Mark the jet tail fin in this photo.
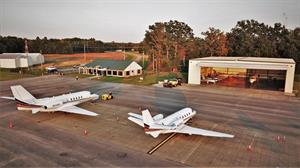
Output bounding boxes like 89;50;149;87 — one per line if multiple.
142;109;154;128
10;85;36;104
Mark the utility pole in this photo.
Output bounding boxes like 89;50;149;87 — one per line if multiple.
84;42;86;62
142;51;145;69
282;12;288;27
40;50;43;75
25;39;29;70
152;46;154;72
156;55;158;74
25;39;29;54
123;45;126;60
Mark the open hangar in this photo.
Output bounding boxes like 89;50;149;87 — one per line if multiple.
188;57;296;95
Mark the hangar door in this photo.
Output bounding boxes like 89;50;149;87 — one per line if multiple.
201;67;286;91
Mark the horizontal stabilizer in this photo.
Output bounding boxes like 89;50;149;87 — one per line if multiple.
128;116;144;127
128;113;142;120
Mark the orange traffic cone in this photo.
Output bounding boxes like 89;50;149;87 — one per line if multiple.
84;130;88;136
276;136;281;142
247;145;253;152
282;136;286;142
8;121;13;128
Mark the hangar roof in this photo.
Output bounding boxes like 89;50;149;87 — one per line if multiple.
85;59;133;70
0;53;43;59
0;54;22;59
191;57;295;64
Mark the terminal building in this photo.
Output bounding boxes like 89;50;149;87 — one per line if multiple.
79;59;143;77
0;53;45;68
188;57;296;95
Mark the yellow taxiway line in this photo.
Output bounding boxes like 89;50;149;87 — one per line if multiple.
147;133;177;155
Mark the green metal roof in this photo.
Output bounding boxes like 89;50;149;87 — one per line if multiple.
85;59;133;70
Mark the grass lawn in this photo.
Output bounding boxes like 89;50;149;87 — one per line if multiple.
0;69;41;81
66;73;94;78
98;71;186;85
66;71;186;86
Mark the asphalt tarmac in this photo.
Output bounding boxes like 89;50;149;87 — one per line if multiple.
0;75;299;167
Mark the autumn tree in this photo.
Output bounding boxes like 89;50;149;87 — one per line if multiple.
143;20;194;72
201;27;228;56
143;22;167;72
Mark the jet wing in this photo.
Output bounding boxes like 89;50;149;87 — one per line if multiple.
58;106;98;116
174;125;234;138
128;113;143;120
0;96;15;100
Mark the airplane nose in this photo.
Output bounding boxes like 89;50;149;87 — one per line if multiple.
192;110;197;116
92;94;99;100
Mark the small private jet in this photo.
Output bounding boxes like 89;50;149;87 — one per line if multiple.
128;107;234;138
0;85;99;116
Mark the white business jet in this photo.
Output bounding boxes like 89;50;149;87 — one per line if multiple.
128;107;234;138
1;85;99;116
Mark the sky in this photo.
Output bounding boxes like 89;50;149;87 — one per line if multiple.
0;0;299;42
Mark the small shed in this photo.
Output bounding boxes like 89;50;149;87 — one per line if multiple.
79;59;143;77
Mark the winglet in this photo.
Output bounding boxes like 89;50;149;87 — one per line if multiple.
147;131;160;138
32;108;40;114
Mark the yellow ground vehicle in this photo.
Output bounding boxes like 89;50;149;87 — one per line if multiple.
101;92;113;100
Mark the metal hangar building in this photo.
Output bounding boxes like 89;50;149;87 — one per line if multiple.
188;57;296;95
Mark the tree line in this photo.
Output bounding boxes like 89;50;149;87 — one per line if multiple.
0;19;299;73
142;19;300;73
0;36;142;54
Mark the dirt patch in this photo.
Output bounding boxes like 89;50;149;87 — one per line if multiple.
44;52;126;68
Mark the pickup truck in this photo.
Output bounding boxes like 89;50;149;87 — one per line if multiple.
163;78;182;88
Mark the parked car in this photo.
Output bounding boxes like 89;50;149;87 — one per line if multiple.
163;78;182;88
169;78;182;87
163;82;173;88
46;66;58;74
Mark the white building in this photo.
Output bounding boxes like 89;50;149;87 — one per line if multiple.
188;57;296;95
79;59;143;77
0;53;45;68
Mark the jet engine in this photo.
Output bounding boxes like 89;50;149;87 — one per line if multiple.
153;114;163;121
43;101;63;109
